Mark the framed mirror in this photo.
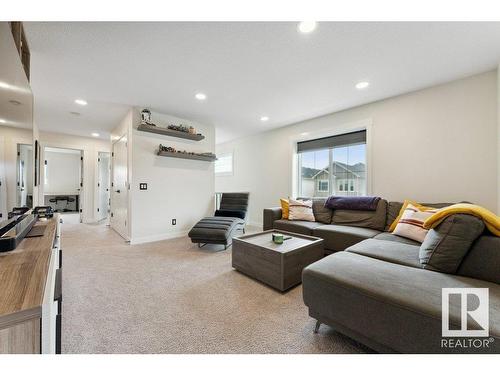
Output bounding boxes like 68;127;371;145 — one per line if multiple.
0;22;34;219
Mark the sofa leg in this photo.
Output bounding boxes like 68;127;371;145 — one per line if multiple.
313;320;321;334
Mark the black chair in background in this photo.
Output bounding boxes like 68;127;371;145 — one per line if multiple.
188;192;250;250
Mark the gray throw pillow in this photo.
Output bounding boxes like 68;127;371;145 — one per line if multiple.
419;214;485;274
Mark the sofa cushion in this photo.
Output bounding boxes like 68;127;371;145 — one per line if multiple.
312;198;333;224
302;251;500;353
373;232;420;246
419;214;485;274
346;239;421;269
331;199;387;231
297;197;332;224
457;235;500;284
273;219;323;236
325;196;381;211
384;201;403;231
313;225;381;252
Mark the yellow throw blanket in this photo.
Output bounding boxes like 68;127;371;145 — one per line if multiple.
423;203;500;236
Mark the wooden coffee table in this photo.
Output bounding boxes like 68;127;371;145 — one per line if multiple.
232;230;324;292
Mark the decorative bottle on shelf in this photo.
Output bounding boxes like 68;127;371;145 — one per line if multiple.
141;109;152;125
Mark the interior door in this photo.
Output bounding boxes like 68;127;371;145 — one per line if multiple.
111;135;128;239
97;152;110;221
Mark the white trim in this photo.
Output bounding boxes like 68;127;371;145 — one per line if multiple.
130;230;189;245
215;151;234;177
317;179;329;192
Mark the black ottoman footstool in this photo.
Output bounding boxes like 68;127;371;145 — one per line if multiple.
188;217;245;249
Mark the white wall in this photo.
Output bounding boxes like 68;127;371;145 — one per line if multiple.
44;149;81;194
498;64;500;214
128;108;215;244
216;70;499;226
39;131;111;223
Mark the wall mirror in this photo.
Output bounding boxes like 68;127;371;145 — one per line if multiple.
0;22;34;220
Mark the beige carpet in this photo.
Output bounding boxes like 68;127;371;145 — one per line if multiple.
61;222;369;354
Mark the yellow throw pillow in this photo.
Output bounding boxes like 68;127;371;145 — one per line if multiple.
280;198;289;220
389;200;435;232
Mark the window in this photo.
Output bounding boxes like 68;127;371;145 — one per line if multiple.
317;180;329;192
297;130;367;197
215;152;233;176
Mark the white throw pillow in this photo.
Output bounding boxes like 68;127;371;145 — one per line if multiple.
288;199;315;222
393;203;439;243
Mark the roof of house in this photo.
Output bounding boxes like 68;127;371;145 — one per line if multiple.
302;162;365;179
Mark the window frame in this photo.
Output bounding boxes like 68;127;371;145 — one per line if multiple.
215;151;234;177
295;127;370;197
317;179;329;192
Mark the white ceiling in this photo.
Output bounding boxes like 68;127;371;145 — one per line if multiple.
24;22;500;144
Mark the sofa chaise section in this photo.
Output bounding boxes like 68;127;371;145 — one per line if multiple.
302;251;500;353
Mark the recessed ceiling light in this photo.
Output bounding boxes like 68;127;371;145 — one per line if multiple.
0;81;10;89
0;119;6;123
195;93;207;101
355;81;370;90
70;111;81;116
91;132;100;137
300;132;309;136
298;21;317;34
260;116;269;122
75;99;88;106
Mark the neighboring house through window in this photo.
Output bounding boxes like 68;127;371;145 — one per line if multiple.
297;130;367;197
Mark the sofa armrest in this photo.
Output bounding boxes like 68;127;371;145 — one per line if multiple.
263;207;282;230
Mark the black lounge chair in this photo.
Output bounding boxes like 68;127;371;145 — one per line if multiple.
188;192;249;249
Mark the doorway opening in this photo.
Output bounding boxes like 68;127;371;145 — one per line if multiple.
43;146;83;223
17;143;33;208
97;151;111;222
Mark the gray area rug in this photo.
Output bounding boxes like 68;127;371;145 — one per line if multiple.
61;223;369;353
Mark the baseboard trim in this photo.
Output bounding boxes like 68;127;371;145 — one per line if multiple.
130;230;189;245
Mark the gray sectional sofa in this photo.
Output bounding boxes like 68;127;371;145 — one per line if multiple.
263;198;500;353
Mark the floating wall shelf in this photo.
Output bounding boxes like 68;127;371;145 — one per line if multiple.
157;150;217;162
137;123;205;141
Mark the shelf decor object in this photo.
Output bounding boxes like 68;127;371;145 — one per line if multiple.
138;123;205;141
157;149;217;162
